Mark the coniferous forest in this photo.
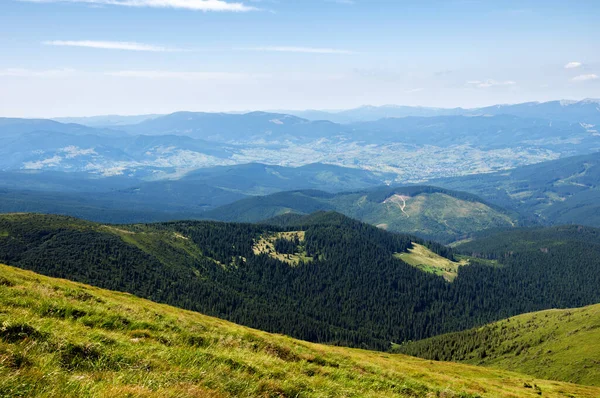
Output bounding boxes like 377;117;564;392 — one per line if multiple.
1;213;600;350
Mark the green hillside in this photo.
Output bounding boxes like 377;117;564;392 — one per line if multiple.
2;264;599;398
395;303;600;387
206;186;519;243
394;243;469;282
433;151;600;227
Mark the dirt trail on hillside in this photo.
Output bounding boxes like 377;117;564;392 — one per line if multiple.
384;194;410;218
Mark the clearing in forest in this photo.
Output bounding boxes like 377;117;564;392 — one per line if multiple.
395;243;469;282
253;231;313;266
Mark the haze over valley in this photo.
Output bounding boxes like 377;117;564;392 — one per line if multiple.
4;99;600;183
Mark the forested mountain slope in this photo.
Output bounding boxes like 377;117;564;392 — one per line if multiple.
3;265;597;398
395;303;600;387
2;213;600;352
205;186;520;243
433;151;600;227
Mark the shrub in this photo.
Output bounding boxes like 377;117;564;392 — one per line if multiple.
59;343;103;371
0;276;15;287
0;350;31;369
38;303;88;320
0;322;48;343
58;342;129;371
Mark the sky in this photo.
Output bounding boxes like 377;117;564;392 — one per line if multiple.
0;0;599;117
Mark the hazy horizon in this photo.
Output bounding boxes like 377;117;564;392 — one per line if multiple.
1;0;599;118
3;97;599;120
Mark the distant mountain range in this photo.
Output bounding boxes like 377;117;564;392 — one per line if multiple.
281;99;600;124
279;99;600;124
56;99;600;126
4;100;600;180
1;99;600;237
53;114;160;127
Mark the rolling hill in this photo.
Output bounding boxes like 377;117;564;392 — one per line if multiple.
0;164;391;224
433;151;600;227
119;111;343;142
2;264;597;398
2;213;600;351
179;163;393;195
205;186;520;243
395;303;600;387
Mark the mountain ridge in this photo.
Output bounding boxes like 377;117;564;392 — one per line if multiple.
205;185;521;243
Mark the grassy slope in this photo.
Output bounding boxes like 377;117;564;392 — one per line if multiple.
396;304;600;387
394;243;469;282
1;264;599;398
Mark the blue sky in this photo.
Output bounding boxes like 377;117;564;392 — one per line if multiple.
1;0;599;117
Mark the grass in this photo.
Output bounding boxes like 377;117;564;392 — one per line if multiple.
1;264;598;397
455;255;501;267
395;243;469;282
398;304;600;387
253;231;313;266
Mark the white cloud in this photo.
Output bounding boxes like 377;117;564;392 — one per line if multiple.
0;68;76;77
105;70;254;79
571;74;598;82
244;46;355;55
466;79;516;88
405;88;424;93
564;61;582;69
43;40;183;52
19;0;257;12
